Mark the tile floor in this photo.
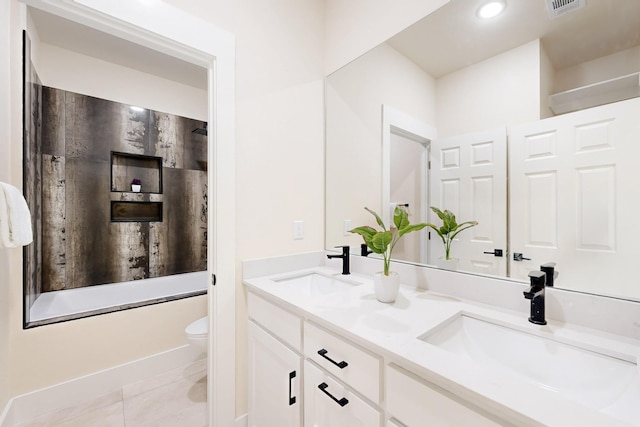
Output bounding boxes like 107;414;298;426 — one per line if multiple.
16;359;207;427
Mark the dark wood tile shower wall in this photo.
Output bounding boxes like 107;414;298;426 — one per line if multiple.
38;87;207;292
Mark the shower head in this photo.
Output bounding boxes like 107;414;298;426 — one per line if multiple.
192;122;208;136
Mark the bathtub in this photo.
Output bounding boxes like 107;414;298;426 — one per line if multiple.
28;271;207;325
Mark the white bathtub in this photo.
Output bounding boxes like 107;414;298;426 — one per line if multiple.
29;271;207;323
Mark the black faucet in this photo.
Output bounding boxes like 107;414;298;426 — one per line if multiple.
360;243;372;257
540;262;557;287
523;270;547;325
327;246;350;275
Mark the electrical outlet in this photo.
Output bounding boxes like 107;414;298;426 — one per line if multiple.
344;219;352;236
293;220;304;240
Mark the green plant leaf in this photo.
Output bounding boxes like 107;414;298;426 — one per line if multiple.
398;222;429;237
370;230;392;253
393;206;409;230
364;207;387;231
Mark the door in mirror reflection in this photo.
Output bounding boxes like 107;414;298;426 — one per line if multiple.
430;128;508;276
509;97;640;299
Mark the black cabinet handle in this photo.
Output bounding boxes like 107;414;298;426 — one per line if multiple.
513;253;531;261
318;382;349;407
318;349;348;369
288;371;296;405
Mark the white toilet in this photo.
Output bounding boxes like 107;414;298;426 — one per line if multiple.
185;316;208;354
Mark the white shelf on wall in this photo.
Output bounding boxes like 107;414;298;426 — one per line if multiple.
549;72;640;115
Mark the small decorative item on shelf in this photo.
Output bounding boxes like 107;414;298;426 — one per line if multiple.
131;178;142;193
425;207;478;271
350;206;429;303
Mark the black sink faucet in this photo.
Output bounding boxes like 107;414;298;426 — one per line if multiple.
523;270;547;325
327;245;350;275
360;243;372;257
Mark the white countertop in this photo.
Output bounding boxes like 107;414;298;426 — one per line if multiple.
244;264;640;427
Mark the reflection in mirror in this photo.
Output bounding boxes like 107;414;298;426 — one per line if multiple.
325;0;640;301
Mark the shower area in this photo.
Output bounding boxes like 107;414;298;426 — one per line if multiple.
22;29;209;327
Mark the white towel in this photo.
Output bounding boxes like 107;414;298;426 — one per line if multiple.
0;182;33;248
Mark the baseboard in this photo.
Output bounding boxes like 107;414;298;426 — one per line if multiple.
236;413;248;426
3;345;202;426
0;398;15;427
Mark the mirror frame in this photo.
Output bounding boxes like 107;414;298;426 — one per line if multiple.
18;1;236;425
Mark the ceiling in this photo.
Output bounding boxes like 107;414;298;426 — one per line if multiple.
387;0;640;78
29;7;208;90
30;1;640;86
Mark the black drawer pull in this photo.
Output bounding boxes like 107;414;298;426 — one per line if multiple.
318;382;349;407
317;349;348;369
288;371;296;405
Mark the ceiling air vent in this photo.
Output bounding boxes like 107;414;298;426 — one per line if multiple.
546;0;585;18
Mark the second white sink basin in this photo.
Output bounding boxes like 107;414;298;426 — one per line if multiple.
272;271;361;296
419;313;640;423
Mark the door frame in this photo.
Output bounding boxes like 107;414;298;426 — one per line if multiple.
382;105;437;263
18;1;236;425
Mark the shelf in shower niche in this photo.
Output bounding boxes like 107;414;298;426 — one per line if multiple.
111;151;163;194
111;201;163;223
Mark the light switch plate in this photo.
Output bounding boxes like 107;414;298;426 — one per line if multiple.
293;220;304;239
344;219;352;236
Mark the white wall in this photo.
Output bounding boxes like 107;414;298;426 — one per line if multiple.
553;45;640;93
325;43;436;250
36;44;208;121
324;0;449;75
162;0;326;417
4;0;208;400
0;0;13;415
436;40;544;138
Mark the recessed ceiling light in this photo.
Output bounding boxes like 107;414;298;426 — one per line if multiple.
477;0;506;19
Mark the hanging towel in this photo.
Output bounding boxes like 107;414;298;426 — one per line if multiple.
0;182;33;248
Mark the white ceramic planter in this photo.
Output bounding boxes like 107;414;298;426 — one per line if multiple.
373;271;400;303
131;184;141;192
437;257;459;271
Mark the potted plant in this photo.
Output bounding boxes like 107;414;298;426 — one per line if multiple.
131;178;142;192
425;207;478;271
350;206;429;303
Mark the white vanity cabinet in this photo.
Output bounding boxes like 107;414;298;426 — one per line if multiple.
247;290;505;427
248;293;303;427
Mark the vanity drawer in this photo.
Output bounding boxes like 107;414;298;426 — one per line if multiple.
386;364;503;427
248;292;302;351
304;321;381;404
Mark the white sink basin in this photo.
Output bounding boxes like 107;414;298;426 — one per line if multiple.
272;271;361;296
419;313;640;423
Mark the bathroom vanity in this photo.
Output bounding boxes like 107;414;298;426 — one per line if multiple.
243;252;640;427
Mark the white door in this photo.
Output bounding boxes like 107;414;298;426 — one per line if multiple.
304;361;381;427
509;98;640;298
430;128;508;276
248;322;302;427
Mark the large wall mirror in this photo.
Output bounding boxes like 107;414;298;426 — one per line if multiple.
326;0;640;302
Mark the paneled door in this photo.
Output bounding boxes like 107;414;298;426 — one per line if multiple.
430;128;508;276
509;98;640;298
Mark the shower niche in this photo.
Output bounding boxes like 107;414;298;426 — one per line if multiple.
111;151;163;194
110;152;163;222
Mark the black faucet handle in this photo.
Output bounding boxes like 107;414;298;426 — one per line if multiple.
540;262;556;287
528;270;546;288
335;245;350;255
